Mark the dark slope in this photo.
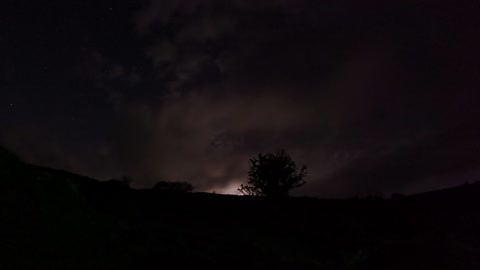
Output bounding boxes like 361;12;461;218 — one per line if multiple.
1;147;480;269
385;182;480;270
411;181;480;202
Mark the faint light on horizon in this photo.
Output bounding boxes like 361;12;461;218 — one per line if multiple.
209;180;243;195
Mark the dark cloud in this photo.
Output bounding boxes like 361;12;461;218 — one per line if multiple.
316;121;480;197
118;0;480;195
111;91;314;190
1;0;479;196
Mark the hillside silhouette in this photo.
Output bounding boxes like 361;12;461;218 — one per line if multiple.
1;146;480;269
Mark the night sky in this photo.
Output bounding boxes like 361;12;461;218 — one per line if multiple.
1;0;479;197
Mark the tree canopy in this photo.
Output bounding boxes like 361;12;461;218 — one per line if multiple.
239;150;307;197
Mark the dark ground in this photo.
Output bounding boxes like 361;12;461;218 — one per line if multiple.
1;146;480;269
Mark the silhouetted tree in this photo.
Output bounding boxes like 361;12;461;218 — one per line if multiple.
153;181;194;193
239;150;307;197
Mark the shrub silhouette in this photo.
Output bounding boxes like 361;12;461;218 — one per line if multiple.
239;150;307;197
153;181;194;193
